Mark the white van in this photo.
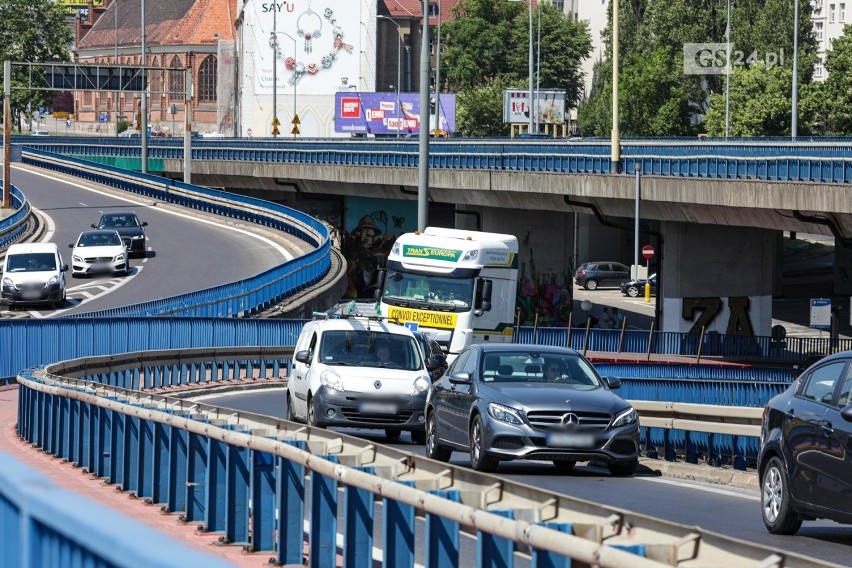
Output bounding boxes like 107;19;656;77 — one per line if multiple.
286;315;431;443
0;243;69;308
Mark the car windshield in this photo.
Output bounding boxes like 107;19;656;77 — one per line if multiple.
78;233;121;247
318;330;422;371
6;253;56;273
382;269;473;310
480;351;602;388
100;214;138;228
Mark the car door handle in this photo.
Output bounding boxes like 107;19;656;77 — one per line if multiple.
819;420;833;432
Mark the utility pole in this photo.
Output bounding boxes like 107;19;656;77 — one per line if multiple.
417;0;431;230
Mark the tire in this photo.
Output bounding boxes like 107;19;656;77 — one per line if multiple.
469;415;498;472
410;429;426;445
626;286;640;298
553;460;576;473
761;456;803;535
285;392;296;422
307;396;322;428
425;412;452;462
585;279;598;291
385;428;401;440
607;460;638;477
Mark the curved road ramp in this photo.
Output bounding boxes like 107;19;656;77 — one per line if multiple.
6;347;840;568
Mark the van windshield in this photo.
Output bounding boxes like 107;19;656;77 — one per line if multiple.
7;253;57;272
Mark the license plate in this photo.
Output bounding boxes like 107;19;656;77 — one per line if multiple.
359;402;397;414
22;291;42;300
546;432;595;448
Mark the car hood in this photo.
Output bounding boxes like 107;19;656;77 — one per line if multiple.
482;383;628;414
3;270;58;285
322;364;427;394
73;245;125;257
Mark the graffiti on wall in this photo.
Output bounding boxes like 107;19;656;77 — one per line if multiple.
681;296;756;336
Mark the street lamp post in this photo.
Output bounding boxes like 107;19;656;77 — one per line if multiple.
141;0;147;173
417;0;431;230
527;0;534;133
270;30;297;137
611;0;620;173
378;15;404;138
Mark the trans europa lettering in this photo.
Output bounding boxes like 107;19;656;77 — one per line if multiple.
405;247;459;259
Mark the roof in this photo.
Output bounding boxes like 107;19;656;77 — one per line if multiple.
6;243;60;254
78;0;236;51
379;0;459;22
307;316;416;337
474;344;580;355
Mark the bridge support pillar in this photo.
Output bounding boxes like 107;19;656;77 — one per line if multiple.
660;222;775;338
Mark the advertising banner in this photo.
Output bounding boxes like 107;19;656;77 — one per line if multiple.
334;92;456;135
250;0;362;96
503;89;565;125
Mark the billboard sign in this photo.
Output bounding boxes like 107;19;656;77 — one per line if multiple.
334;92;456;135
503;89;566;125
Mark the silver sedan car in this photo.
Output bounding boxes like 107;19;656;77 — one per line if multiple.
424;344;640;475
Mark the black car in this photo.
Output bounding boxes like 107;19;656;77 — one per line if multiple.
758;351;852;534
424;344;640;475
412;330;448;381
91;211;148;257
620;274;657;298
574;262;630;291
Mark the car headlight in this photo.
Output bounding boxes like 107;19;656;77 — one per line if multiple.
2;277;12;287
115;253;125;262
487;402;523;425
319;369;344;392
612;407;638;427
411;376;430;395
131;234;144;240
47;275;60;286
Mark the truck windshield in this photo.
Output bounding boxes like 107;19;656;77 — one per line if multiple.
383;269;473;310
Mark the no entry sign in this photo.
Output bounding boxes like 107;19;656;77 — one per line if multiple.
642;245;654;259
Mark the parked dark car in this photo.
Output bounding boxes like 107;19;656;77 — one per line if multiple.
91;211;148;257
620;273;657;298
424;344;640;475
574;262;630;291
758;351;852;534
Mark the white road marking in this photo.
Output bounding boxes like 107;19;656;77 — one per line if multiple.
638;475;760;501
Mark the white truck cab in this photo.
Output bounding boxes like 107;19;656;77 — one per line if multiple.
287;315;431;443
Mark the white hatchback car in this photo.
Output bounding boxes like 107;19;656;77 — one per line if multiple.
287;316;431;443
69;230;130;277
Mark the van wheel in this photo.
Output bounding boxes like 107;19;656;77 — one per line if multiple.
307;396;321;427
285;392;296;422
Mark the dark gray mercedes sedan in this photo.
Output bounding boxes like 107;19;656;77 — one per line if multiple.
424;344;639;475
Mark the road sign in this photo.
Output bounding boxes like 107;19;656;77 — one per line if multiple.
292;115;301;125
642;245;655;259
291;125;300;135
272;117;280;127
810;298;832;330
271;125;280;136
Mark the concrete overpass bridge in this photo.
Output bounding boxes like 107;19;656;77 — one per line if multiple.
15;136;852;337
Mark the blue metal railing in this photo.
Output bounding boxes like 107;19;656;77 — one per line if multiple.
0;448;231;567
16;136;852;184
0;185;31;249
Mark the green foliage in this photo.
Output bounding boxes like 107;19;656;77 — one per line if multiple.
441;0;591;134
118;120;132;134
809;25;852;134
579;0;818;137
456;77;515;137
0;0;72;114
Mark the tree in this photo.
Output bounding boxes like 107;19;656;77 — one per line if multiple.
456;76;514;137
440;0;591;134
0;0;72;129
704;63;794;136
809;25;852;134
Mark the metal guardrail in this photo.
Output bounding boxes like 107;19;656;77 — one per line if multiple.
17;149;331;317
16;136;852;183
0;184;31;249
0;452;232;567
12;347;837;568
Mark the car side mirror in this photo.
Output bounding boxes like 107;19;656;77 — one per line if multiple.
604;376;621;390
842;405;852;423
90;224;97;229
448;371;471;385
294;349;311;364
141;222;148;227
425;354;445;371
68;243;73;248
61;264;69;272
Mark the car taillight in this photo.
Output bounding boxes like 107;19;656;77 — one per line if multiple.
577;270;586;275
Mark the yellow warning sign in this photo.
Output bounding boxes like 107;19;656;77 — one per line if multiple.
291;125;300;135
272;117;280;126
272;126;280;136
292;115;301;125
386;307;458;330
